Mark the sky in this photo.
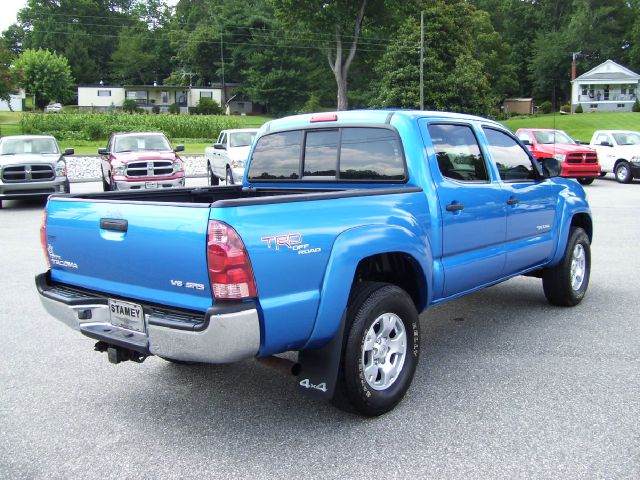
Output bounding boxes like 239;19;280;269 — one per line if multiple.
1;0;27;34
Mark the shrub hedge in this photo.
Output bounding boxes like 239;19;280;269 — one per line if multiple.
20;113;241;141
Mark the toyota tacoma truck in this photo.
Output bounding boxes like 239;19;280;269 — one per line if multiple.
36;110;593;416
98;132;185;191
589;130;640;183
0;134;73;209
515;128;600;185
204;128;258;185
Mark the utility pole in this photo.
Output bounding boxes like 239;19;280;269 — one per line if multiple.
570;51;581;113
220;31;226;107
420;11;424;111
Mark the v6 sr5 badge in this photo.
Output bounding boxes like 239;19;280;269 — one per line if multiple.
261;233;321;255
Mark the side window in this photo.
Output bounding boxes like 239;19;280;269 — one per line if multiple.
427;124;489;182
303;129;338;177
483;127;537;182
339;128;405;180
219;133;227;146
248;131;302;180
595;134;611;146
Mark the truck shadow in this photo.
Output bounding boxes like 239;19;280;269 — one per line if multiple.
112;275;588;442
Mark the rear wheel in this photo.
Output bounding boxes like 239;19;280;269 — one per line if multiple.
578;177;595;185
226;167;234;185
542;227;590;306
208;162;219;186
333;282;420;416
615;161;632;184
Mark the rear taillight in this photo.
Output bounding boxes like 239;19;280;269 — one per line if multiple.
207;220;257;300
40;211;50;269
310;113;338;123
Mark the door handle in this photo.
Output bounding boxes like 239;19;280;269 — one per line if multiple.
507;198;519;205
446;203;465;212
100;218;128;232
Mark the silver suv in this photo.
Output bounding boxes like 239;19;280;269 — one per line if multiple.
0;135;73;208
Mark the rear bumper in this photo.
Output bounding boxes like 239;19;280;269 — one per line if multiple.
36;272;260;363
0;177;68;199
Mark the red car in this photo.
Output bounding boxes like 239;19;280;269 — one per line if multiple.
99;132;185;191
515;128;601;185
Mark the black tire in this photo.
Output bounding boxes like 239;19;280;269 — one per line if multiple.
208;163;219;186
225;166;235;185
542;227;590;306
334;282;420;416
578;177;594;185
615;161;632;184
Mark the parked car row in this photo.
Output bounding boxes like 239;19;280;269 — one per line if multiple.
515;128;640;185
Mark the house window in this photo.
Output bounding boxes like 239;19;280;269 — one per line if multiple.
126;90;148;106
200;91;213;99
161;91;169;104
97;90;111;97
618;104;625;108
621;87;627;95
581;87;588;96
590;104;598;109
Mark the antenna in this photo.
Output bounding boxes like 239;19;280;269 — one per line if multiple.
180;70;195;86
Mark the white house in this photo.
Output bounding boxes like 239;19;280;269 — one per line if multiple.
77;83;253;114
571;60;640;112
0;90;26;112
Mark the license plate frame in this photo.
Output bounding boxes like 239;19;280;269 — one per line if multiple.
108;298;145;333
145;181;158;189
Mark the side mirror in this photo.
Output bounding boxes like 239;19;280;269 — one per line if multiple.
214;143;226;150
540;158;562;178
175;144;185;152
63;148;74;156
600;141;612;147
521;139;532;146
98;148;108;155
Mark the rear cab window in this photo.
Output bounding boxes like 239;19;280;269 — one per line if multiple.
247;127;406;182
427;123;490;182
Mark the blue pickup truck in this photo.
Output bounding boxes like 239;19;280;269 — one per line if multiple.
36;110;592;416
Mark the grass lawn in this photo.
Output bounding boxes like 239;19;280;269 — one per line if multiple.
502;111;640;142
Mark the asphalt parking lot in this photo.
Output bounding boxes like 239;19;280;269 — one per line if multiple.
1;177;639;479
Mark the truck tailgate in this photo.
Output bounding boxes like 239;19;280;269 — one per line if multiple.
44;198;213;311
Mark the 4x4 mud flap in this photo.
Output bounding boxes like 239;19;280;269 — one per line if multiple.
296;313;346;400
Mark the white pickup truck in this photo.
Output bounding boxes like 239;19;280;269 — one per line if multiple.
589;130;640;183
204;128;258;185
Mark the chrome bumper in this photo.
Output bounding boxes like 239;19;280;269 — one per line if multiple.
36;273;260;363
114;177;185;190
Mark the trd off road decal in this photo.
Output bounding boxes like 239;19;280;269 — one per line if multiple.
261;233;321;255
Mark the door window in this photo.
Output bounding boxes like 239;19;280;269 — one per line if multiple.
427;124;489;182
483;128;538;182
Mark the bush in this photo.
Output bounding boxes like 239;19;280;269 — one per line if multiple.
560;104;570;113
191;98;223;115
298;94;322;114
168;103;180;115
540;101;553;114
123;99;139;114
151;105;160;114
19;112;242;141
575;104;583;113
633;99;640;112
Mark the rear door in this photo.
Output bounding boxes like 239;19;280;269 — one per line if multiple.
45;198;213;312
481;126;561;274
422;121;507;297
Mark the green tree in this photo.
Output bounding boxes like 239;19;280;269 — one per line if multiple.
271;0;387;110
0;43;19;105
12;0;137;83
14;49;75;109
371;0;513;115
